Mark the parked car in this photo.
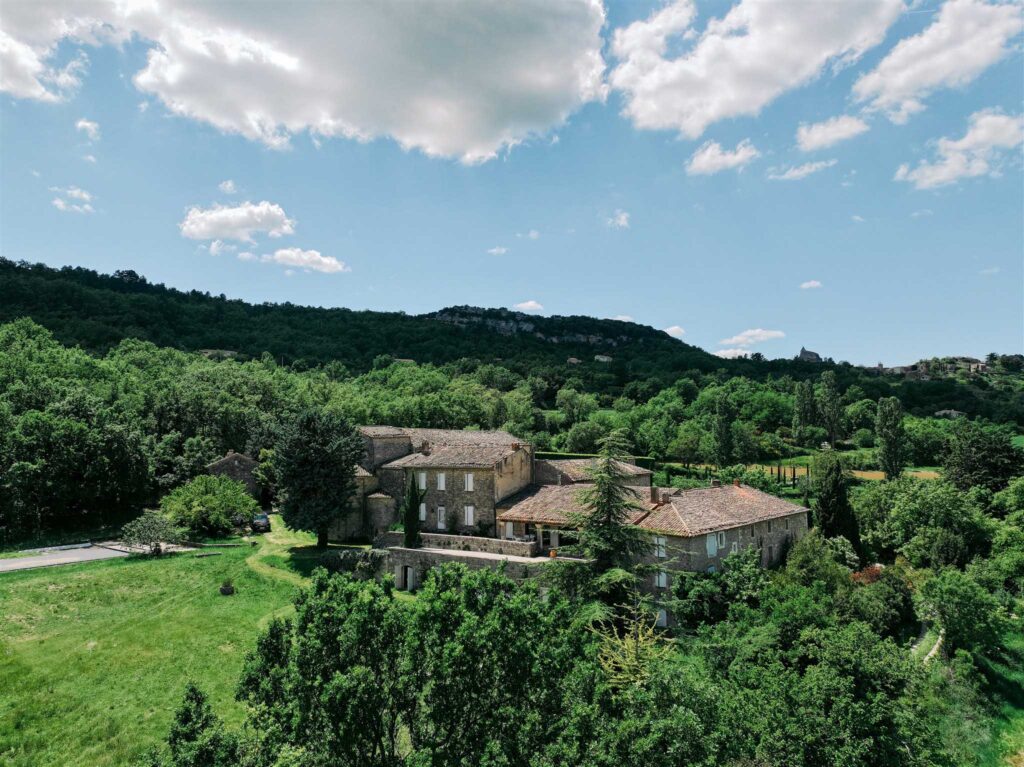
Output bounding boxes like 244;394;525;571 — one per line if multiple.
251;513;271;533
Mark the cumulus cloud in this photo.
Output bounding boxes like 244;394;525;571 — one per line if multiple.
800;280;823;289
517;229;541;240
75;117;99;141
714;348;749;359
796;115;868;151
686;139;759;175
207;239;236;257
82;153;96;163
514;299;544;312
179;200;295;242
487;246;508;255
911;209;934;218
262;247;349;274
854;0;1024;123
664;325;686;338
767;159;837;181
606;209;630;228
613;314;635;322
610;0;901;138
852;214;866;223
895;109;1023;189
719;328;785;346
218;179;237;194
49;185;93;213
979;266;1000;276
0;1;607;163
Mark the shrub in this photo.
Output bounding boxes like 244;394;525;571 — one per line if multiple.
160;475;258;537
851;428;875;449
121;511;184;555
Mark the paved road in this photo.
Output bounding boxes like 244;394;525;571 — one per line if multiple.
0;544;130;573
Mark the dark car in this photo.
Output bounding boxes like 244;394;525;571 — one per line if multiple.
251;513;271;533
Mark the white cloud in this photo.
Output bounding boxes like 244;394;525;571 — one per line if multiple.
610;0;901;138
719;328;785;346
854;0;1024;123
262;247;349;274
686;139;759;175
82;153;96;163
514;299;544;312
606;209;630;228
613;314;635;322
180;200;295;242
0;1;607;163
218;179;237;194
487;246;508;255
796;115;868;151
852;214;866;223
767;159;837;181
49;185;94;213
911;208;934;218
207;239;236;256
664;325;686;338
714;348;749;359
979;266;1000;275
237;251;256;262
75;117;99;141
800;280;823;289
895;109;1023;189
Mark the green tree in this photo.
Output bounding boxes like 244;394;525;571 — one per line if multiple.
160;475;257;537
792;379;817;446
710;395;734;467
917;568;1006;655
812;451;861;555
943;420;1023;492
402;475;423;549
816;371;842;446
121;511;184;555
276;409;364;548
164;683;237;767
575;430;650;575
875;396;907;480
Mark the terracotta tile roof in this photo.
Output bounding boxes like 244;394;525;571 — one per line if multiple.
366;491;392;499
537;458;652;483
355;465;373;478
359;426;523;449
497;482;807;536
382;444;520;469
636;484;808;536
497;484;651;526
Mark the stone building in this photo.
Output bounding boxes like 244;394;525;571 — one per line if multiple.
205;451;260;498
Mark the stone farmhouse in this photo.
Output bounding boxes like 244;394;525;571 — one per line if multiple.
342;427;809;624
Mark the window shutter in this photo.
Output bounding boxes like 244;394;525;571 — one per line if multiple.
437;506;446;529
437;472;446;491
465;505;475;526
417;471;426;490
418;503;426;522
464;472;474;492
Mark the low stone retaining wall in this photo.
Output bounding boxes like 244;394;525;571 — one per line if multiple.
387;547;546;589
374;531;537;557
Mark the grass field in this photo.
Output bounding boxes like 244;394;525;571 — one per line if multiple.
979;632;1024;767
0;518;331;767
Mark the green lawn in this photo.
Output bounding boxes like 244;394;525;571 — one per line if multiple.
979;632;1024;767
0;518;322;767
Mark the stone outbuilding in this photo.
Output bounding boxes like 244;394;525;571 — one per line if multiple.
205;452;260;499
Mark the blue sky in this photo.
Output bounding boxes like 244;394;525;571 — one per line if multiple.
1;0;1021;365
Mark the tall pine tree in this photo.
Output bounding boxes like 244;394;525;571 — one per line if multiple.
875;397;906;480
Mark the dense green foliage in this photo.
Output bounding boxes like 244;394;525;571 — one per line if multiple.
274;410;364;547
161;475;258;537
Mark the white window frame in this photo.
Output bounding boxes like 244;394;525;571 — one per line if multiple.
417;471;426;491
653;535;667;558
437;506;447;530
437;472;446;491
655;571;668;589
418;502;427;522
717;531;726;549
730;541;738;554
464;505;475;526
464;472;474;492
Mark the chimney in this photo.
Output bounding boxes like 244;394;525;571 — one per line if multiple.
710;479;721;488
733;478;741;487
421;441;431;456
660;490;673;504
650;485;659;504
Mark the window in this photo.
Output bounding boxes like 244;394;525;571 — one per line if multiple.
749;525;754;538
706;565;716;574
417;471;426;491
655;609;668;628
418;502;427;522
437;506;447;530
504;521;514;539
655;571;668;589
464;505;475;526
437;472;446;491
653;535;667;558
767;520;773;533
464;472;474;492
767;544;774;563
730;541;738;554
717;531;726;548
784;518;789;530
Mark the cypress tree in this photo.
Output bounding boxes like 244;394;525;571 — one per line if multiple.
875;397;906;480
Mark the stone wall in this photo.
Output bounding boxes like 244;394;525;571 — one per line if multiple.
375;531;537;557
387;547;545;589
387;467;502;536
363;434;412;470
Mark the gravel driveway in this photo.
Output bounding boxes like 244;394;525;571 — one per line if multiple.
0;543;130;573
